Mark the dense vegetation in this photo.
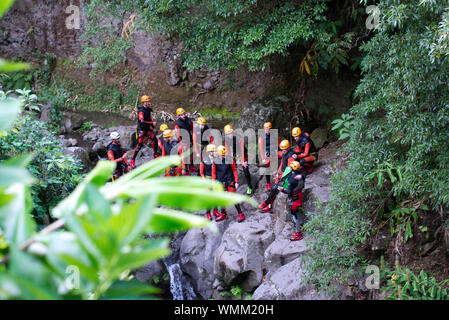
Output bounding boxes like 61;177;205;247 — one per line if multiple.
80;0;367;73
2;0;449;300
305;0;449;294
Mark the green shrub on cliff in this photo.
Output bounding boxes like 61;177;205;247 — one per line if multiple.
81;0;366;73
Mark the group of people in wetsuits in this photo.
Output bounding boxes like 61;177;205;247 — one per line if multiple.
107;95;319;241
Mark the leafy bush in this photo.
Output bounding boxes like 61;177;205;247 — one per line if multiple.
304;0;449;294
330;113;355;140
0;115;83;227
381;262;449;300
81;0;366;72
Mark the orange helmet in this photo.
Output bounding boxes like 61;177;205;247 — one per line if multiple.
217;145;227;156
224;124;234;135
163;129;173;138
290;161;301;171
141;95;151;103
264;122;272;130
292;127;301;137
280;140;290;150
206;144;216;153
159;124;169;132
176;108;186;116
197;117;207;125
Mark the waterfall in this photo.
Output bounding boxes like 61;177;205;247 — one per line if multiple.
162;233;197;300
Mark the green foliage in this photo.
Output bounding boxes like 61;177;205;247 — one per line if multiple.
0;148;251;299
330;113;355;140
79;121;94;133
305;0;449;294
82;0;366;72
0;69;33;90
0;115;83;227
230;285;243;299
78;0;134;78
381;263;449;300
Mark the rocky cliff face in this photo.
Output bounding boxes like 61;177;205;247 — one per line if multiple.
0;0;358;125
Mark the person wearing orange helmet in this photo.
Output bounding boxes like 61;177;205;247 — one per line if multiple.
211;145;246;223
158;129;184;176
200;144;220;221
278;161;306;241
154;123;169;159
292;127;318;174
193;117;214;161
174;107;196;173
223;124;254;195
131;95;158;167
258;139;297;213
258;121;281;191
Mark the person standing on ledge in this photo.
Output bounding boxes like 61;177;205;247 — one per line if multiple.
131;95;157;167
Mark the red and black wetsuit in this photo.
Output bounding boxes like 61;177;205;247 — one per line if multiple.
200;156;217;219
258;133;281;185
193;124;214;159
294;133;318;172
108;142;129;179
212;156;244;215
175;117;195;170
224;134;253;190
175;117;193;144
200;157;213;178
260;149;297;210
280;170;305;234
159;138;185;176
132;106;157;161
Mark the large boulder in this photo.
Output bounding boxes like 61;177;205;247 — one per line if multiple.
108;126;136;151
63;112;87;133
213;213;274;292
310;127;329;149
232;96;291;132
63;147;90;168
252;258;329;300
180;227;223;299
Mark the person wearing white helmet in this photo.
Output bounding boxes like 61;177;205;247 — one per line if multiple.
107;131;131;179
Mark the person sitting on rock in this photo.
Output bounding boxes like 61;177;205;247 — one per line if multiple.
108;131;131;180
224;124;254;195
258;139;297;213
158;129;184;177
200;144;220;221
278;161;306;241
193;117;214;161
154;123;169;159
211;145;246;223
258;121;281;191
292;127;318;174
174;107;197;173
131;95;158;167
